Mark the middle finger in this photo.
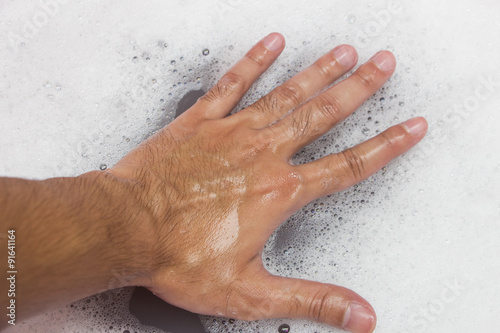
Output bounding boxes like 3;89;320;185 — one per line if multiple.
234;45;358;129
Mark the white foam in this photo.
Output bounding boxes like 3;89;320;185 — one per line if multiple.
1;0;499;332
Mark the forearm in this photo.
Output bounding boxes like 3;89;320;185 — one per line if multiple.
0;172;151;328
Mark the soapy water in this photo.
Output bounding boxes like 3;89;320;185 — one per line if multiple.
1;0;500;332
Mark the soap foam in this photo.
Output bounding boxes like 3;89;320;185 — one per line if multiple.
1;0;499;332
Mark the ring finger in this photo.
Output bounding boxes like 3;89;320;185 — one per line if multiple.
271;51;397;160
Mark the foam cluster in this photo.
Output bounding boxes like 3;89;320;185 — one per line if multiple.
1;0;499;332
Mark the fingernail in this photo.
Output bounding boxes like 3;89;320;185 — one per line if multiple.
343;303;376;333
402;117;428;136
333;45;357;68
370;51;396;72
262;33;284;53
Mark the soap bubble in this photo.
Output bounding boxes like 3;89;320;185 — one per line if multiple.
278;323;291;332
3;1;499;333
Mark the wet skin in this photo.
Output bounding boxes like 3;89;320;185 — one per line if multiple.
0;33;427;333
106;33;427;333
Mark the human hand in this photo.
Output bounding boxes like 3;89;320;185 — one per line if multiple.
104;33;427;333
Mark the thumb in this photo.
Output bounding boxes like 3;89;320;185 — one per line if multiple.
254;274;377;333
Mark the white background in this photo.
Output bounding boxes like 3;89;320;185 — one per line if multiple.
1;0;499;332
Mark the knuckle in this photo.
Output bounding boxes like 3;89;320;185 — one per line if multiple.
380;129;399;150
221;71;247;94
319;161;344;193
240;129;273;158
379;125;407;151
222;284;275;321
273;83;304;107
272;169;304;200
354;64;378;88
245;49;267;67
340;148;366;181
254;167;304;201
283;169;304;191
315;94;344;123
254;129;274;147
252;93;280;116
308;289;331;322
314;59;335;79
290;107;315;141
198;88;217;103
201;72;246;102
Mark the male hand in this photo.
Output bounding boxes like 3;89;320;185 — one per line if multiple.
106;33;427;333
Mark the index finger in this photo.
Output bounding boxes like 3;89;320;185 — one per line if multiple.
191;33;285;120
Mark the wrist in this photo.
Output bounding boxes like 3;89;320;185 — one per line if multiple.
76;171;155;289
